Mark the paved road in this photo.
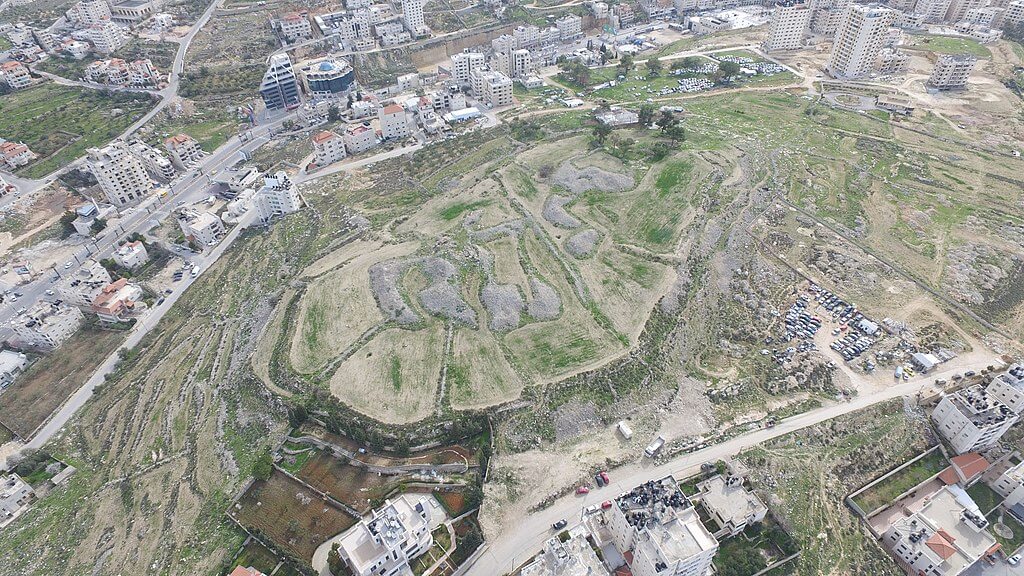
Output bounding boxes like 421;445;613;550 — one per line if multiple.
463;357;1000;576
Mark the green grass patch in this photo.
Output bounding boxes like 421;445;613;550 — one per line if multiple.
966;482;1003;514
990;511;1024;554
389;354;402;391
0;83;154;178
439;199;491;221
906;34;991;59
851;449;947;513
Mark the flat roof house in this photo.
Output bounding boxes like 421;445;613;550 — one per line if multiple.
694;474;769;538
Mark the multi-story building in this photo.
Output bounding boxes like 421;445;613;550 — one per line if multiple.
277;11;313;42
343;123;377;154
336;494;434;576
613;2;636;26
826;4;897;79
0;474;34;528
110;0;156;25
450;52;486;85
91;278;143;322
1004;0;1024;29
928;53;977;89
932;385;1018;454
66;0;112;26
520;530;607;576
254;171;302;222
993;458;1024;510
128;141;174;181
694;474;769;538
87;141;151;206
470;69;513;108
608;477;719;576
555;14;583;39
9;301;85;350
178;209;225;245
312;130;347;166
0;349;28;389
764;0;813;51
882;485;995;576
914;0;953;22
300;58;356;98
164;134;203;169
62;40;91;59
113;240;149;269
985;365;1024;413
877;47;910;74
87;21;129;53
947;0;988;22
514;24;541;47
0;141;36;169
58;259;112;307
378;104;411;140
260;53;301;111
401;0;427;35
0;61;31;90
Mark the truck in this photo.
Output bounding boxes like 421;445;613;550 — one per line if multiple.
617;421;633;440
644;435;665;458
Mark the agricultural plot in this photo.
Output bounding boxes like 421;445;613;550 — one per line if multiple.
295;451;399;514
232;470;357;562
0;84;153;178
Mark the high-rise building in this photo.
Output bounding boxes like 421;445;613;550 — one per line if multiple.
66;0;111;26
86;21;129;53
300;58;355;98
913;0;953;21
87;141;151;206
931;384;1018;454
764;0;813;51
450;52;486;85
129;141;175;181
1002;0;1024;28
555;13;583;39
928;53;976;89
826;4;897;79
402;0;426;34
470;69;513;108
260;53;301;110
946;0;988;22
254;171;302;222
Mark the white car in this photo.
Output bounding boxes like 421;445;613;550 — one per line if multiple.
1009;554;1021;565
64;261;73;269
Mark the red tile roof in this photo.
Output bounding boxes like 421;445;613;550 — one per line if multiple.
925;530;957;560
312;130;338;144
381;104;404;114
939;453;990;485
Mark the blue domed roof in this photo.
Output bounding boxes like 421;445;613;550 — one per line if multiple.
319;62;335;71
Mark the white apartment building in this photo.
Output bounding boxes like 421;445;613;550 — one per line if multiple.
0;350;28;388
0;61;31;90
877;47;911;74
67;0;112;26
87;21;129;53
164;134;204;169
608;477;719;576
521;530;607;576
58;259;113;307
928;53;977;89
555;14;583;39
492;33;517;53
882;485;995;576
993;460;1024;510
470;69;513;108
312;130;347;166
10;302;85;350
914;0;954;22
450;52;486;85
277;12;313;42
129;141;175;181
378;104;411;140
344;123;377;154
0;475;34;528
337;494;434;576
254;171;302;223
947;0;988;22
87;141;152;206
826;4;897;79
694;474;769;538
113;240;149;269
1005;1;1024;29
764;0;812;51
401;0;426;34
178;209;225;246
986;365;1024;413
932;385;1019;454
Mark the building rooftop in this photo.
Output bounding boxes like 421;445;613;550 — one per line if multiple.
615;476;692;526
634;505;718;566
938;453;989;486
381;104;404;114
695;475;768;529
312;130;339;144
946;385;1015;428
521;530;606;576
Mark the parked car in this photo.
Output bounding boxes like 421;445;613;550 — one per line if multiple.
552;519;567;530
599;471;610;485
576;486;590;495
1008;554;1021;566
601;500;613;509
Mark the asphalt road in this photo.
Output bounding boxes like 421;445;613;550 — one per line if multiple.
463;357;1000;576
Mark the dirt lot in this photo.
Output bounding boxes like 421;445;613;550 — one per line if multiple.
232;470;357;562
295;451;398;514
0;326;125;438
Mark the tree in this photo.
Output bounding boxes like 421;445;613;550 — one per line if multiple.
282;119;295;131
593;122;612;145
674;56;704;70
288;404;308;429
656;110;677;133
715;61;742;83
638;103;656;126
252;449;273;480
90;217;106;234
617;53;634;76
666;124;686;142
645;57;662;77
328;105;341;122
59;211;78;238
327;542;345;575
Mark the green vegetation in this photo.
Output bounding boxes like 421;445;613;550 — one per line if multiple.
967;481;1003;514
906;34;992;59
852;450;947;513
0;83;153;178
440;200;491;221
715;522;799;576
990;511;1024;553
389;355;402;391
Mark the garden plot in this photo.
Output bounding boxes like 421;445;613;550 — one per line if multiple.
449;326;524;409
295;451;399;514
328;324;445;424
290;242;419;373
